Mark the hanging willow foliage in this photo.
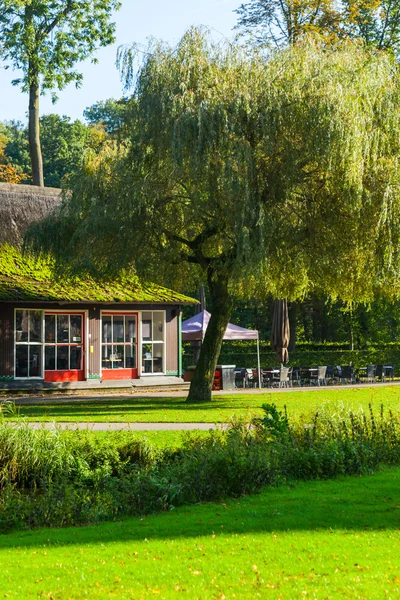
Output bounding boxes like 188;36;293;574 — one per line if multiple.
29;28;400;400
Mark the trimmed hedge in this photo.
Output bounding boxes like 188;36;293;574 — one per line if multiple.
183;342;400;374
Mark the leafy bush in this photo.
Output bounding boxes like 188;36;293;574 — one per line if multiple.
1;402;400;532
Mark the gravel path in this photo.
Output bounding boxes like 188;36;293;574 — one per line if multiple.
17;422;221;431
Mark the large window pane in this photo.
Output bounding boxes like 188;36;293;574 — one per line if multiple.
16;310;28;343
142;343;152;373
153;313;164;342
142;312;152;341
57;346;69;370
45;346;56;371
102;345;113;370
125;316;136;343
29;345;42;377
113;316;124;343
152;343;164;373
125;345;136;368
102;316;112;344
45;315;56;343
57;315;69;343
70;315;82;343
15;345;28;377
29;311;42;343
70;346;82;370
111;345;124;369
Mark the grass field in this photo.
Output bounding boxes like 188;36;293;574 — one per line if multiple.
0;467;399;598
6;385;400;422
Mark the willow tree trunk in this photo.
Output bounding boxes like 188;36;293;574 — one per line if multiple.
186;272;233;403
28;78;44;187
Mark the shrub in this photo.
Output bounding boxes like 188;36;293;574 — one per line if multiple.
1;402;400;532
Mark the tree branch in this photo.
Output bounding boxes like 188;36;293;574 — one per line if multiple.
39;0;76;38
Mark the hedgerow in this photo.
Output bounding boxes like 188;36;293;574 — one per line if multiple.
1;402;400;532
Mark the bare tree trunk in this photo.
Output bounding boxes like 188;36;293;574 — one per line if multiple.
28;78;44;187
186;271;233;403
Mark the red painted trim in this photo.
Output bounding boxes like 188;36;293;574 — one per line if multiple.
44;370;85;382
102;312;138;316
102;368;138;380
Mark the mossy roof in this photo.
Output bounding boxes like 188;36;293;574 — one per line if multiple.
0;244;196;305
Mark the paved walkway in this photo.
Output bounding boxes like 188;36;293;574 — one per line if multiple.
13;422;220;431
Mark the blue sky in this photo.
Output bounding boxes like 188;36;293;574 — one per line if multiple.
0;0;239;123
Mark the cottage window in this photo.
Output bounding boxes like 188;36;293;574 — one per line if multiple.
101;314;137;370
141;311;165;374
44;313;83;371
15;309;43;378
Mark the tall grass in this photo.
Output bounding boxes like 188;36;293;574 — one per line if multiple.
1;402;400;532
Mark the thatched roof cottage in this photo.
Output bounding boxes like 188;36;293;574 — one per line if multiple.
0;184;195;390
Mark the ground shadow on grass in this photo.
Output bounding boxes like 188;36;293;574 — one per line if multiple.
7;387;400;422
1;467;400;550
7;397;258;421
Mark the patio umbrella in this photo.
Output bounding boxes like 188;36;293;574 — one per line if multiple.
271;299;290;364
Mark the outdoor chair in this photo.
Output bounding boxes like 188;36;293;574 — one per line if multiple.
384;364;395;380
261;369;273;388
340;365;355;384
271;366;290;388
359;364;376;384
309;366;327;386
235;368;246;388
246;368;256;387
252;369;261;388
375;365;385;382
290;366;301;387
325;365;338;385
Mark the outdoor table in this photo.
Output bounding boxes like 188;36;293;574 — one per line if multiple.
261;368;279;387
298;367;317;385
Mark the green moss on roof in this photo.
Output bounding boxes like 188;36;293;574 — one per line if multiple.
0;244;196;304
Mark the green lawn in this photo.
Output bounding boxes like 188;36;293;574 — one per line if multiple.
0;467;399;598
5;385;400;422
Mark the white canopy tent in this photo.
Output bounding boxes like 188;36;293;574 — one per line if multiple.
181;310;261;387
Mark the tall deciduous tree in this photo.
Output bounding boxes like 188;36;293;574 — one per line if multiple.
29;30;400;401
235;0;400;55
341;0;400;54
83;98;130;137
0;0;120;186
234;0;341;46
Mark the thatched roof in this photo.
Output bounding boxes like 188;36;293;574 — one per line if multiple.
0;183;61;248
0;244;195;304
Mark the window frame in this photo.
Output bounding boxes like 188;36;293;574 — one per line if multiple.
100;311;139;373
14;309;44;380
140;310;166;376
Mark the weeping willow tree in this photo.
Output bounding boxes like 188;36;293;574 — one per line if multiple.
29;29;400;402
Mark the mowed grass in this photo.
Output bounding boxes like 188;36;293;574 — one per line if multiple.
5;385;400;422
0;467;399;599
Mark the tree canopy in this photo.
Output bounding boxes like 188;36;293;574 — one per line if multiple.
0;0;120;185
0;115;106;187
235;0;400;54
83;98;130;137
235;0;340;46
29;29;400;401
